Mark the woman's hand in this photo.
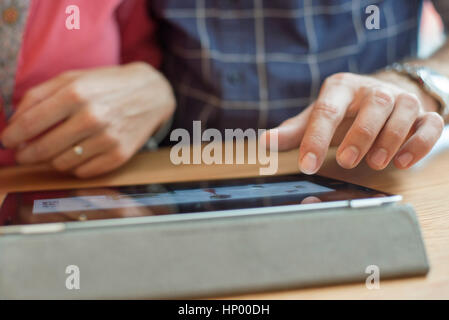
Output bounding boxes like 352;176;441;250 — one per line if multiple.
262;72;444;174
1;62;175;178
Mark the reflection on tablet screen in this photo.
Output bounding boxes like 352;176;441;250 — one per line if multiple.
0;174;392;226
32;181;333;214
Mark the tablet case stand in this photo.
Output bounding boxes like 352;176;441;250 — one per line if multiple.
0;203;429;299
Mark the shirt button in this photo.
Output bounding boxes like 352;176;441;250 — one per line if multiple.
2;7;19;24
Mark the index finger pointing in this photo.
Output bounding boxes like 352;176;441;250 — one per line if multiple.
298;76;354;174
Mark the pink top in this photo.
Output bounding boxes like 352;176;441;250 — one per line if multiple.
0;0;160;165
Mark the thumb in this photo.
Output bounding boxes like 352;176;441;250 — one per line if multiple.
260;106;313;151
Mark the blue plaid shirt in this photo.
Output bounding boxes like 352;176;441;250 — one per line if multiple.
148;0;448;139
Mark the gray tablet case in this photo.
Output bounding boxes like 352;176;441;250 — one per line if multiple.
0;203;428;299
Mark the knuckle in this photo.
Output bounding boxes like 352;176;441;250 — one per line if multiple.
354;124;375;140
303;133;328;151
386;128;405;141
371;88;394;108
397;93;421;113
398;92;420;106
326;72;352;85
313;101;341;122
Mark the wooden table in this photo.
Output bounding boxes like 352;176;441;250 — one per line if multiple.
1;139;449;299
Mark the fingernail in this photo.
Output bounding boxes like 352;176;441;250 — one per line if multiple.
371;148;388;168
300;152;318;175
338;145;359;168
397;152;414;168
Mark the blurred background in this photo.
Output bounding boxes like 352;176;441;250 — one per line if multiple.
415;1;448;167
420;0;445;58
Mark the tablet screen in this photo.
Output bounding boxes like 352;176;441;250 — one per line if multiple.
0;174;392;226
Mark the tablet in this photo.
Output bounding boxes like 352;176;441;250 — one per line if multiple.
0;174;401;234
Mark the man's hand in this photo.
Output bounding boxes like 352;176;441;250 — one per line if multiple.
1;62;175;178
262;72;444;174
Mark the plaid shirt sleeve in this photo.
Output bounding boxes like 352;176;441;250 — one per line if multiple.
432;0;449;30
151;0;421;136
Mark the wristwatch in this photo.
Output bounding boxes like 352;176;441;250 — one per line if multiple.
387;62;449;119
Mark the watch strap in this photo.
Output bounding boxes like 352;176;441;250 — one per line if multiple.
387;63;449;118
